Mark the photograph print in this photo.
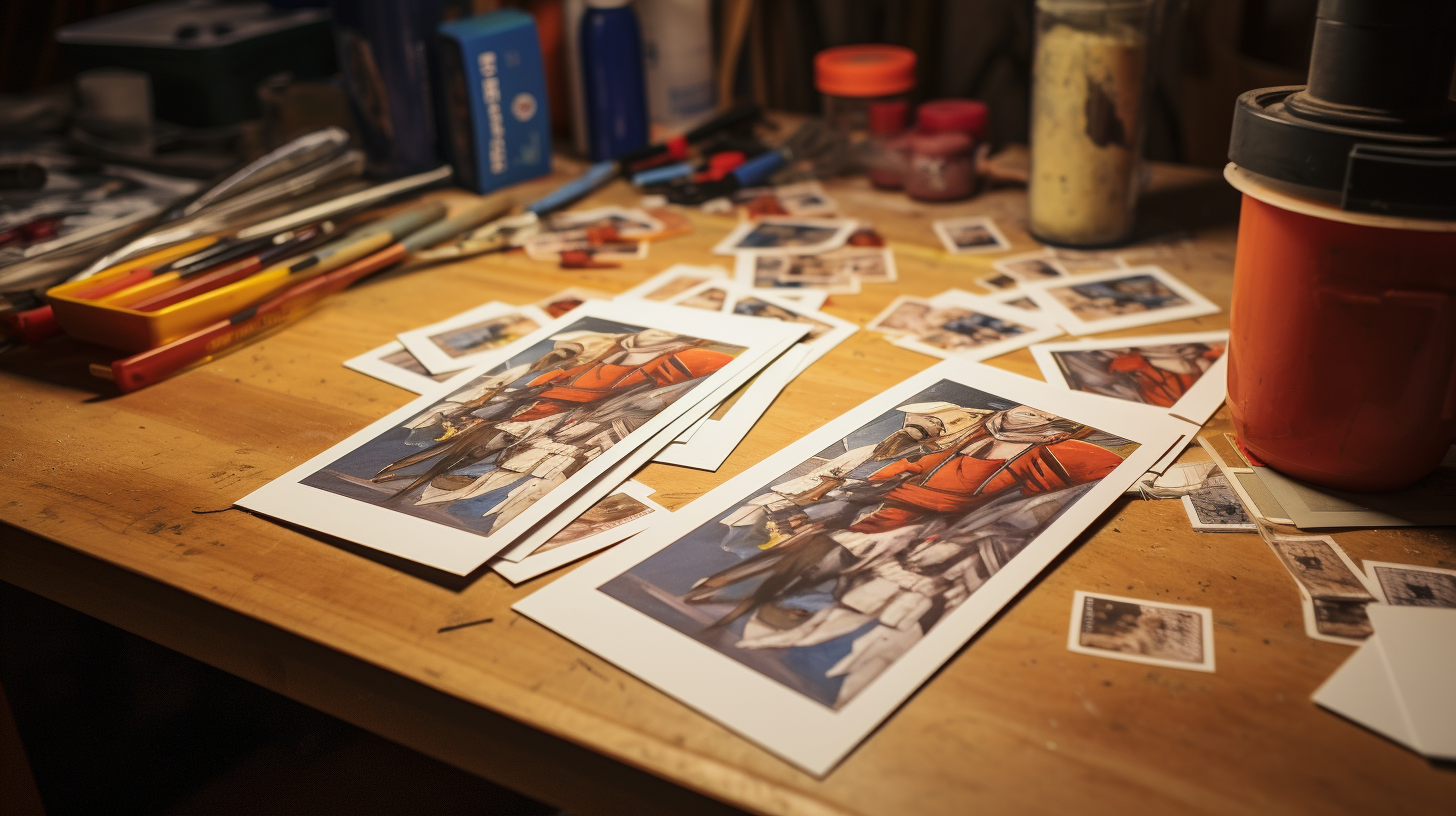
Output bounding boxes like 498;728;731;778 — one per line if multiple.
514;361;1182;774
598;378;1140;710
238;300;792;575
303;315;743;540
1032;331;1230;424
1025;266;1220;335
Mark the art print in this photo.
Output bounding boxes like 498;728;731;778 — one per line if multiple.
1066;591;1215;672
545;206;664;238
712;216;856;256
534;286;612;318
889;292;1061;362
735;251;862;295
1031;331;1229;424
344;341;456;394
1024;266;1220;335
932;216;1010;254
665;279;733;312
515;362;1185;774
726;288;857;375
992;252;1068;282
239;301;802;574
397;302;550;375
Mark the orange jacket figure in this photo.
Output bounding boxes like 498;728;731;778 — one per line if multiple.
848;434;1123;534
1106;343;1223;407
512;340;733;422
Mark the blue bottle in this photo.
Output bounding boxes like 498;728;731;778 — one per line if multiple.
580;0;649;161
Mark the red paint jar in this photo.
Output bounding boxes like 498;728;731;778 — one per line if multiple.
1224;165;1456;491
904;131;975;201
867;100;911;189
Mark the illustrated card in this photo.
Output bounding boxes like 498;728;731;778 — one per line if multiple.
1197;435;1293;525
1066;591;1215;672
712;216;857;256
515;361;1188;775
1023;266;1220;335
238;300;806;575
1364;562;1456;609
888;291;1062;362
992;252;1068;282
397;302;551;375
734;250;864;295
618;264;729;302
1265;534;1380;644
975;272;1021;292
545;206;665;238
725;288;857;376
491;480;667;584
932;216;1010;255
663;279;733;313
534;286;614;318
1030;331;1229;425
1180;482;1256;532
344;341;456;394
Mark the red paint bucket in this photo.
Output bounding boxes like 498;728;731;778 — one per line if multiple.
1224;165;1456;492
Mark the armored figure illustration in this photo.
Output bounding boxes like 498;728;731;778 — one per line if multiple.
1104;342;1223;407
685;401;1125;705
371;328;732;530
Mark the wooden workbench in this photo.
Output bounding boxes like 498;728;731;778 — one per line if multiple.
3;163;1454;816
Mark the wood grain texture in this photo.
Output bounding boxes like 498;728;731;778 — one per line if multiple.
2;162;1453;816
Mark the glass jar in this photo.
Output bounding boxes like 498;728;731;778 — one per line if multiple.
1028;0;1157;247
867;100;911;189
815;44;916;137
905;131;976;201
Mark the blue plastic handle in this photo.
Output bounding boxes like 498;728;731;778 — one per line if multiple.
731;150;787;188
631;161;693;187
527;160;620;216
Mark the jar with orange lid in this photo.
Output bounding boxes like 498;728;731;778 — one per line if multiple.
814;44;917;137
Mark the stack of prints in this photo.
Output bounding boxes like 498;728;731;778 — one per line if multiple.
243;299;809;576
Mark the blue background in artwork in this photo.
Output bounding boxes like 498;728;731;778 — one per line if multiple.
298;316;644;535
598;379;1021;708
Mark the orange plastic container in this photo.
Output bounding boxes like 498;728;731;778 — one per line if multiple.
1224;164;1456;491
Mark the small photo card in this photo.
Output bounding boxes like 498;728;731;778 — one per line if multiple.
734;250;864;295
975;272;1021;292
618;264;729;302
726;288;857;375
1265;534;1379;645
397;302;551;375
534;286;614;318
1067;591;1216;672
545;206;665;238
992;252;1068;282
1180;487;1256;533
344;341;456;394
933;216;1010;255
1030;331;1229;425
1023;266;1220;335
712;216;857;256
1364;561;1456;609
889;291;1062;362
663;279;734;313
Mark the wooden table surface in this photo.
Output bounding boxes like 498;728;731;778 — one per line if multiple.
3;162;1454;816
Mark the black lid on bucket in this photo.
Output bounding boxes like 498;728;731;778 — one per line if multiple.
1228;0;1456;219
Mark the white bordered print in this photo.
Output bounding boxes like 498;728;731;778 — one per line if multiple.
1067;591;1216;672
1023;266;1220;335
515;360;1187;774
1030;330;1229;425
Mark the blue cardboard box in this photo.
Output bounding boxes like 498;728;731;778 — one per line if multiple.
437;10;551;193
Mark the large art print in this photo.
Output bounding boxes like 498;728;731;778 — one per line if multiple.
516;362;1186;774
239;301;805;574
